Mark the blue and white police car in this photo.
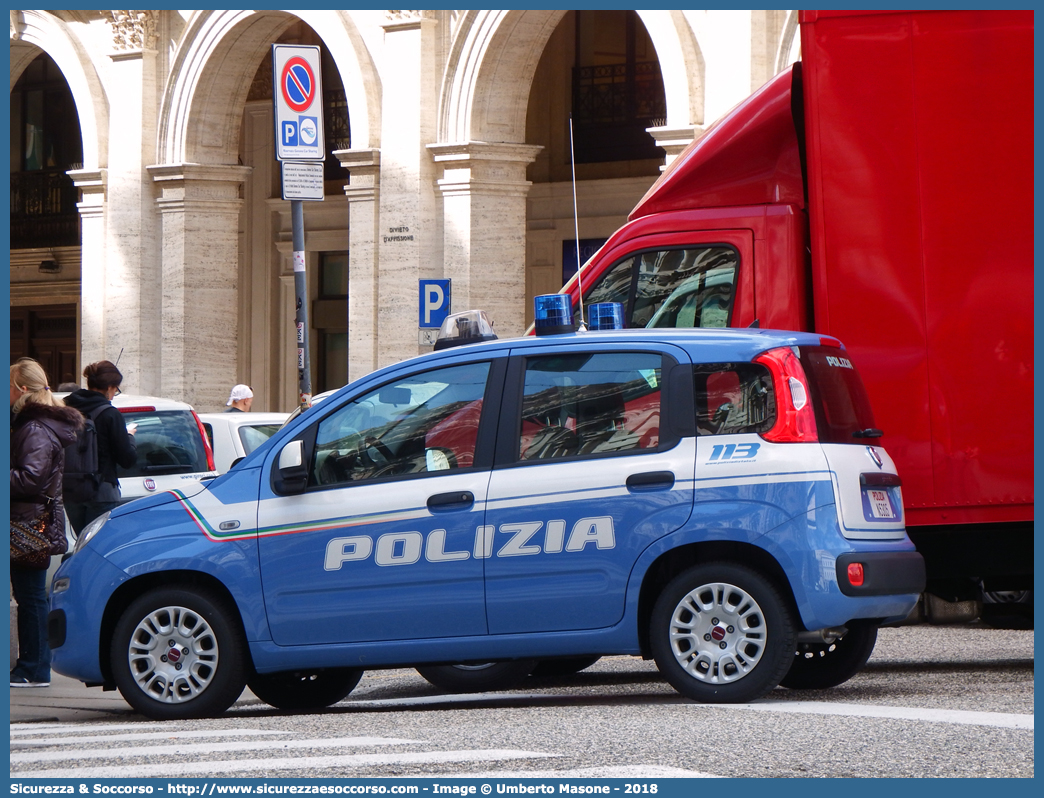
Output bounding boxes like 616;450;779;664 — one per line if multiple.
48;298;924;720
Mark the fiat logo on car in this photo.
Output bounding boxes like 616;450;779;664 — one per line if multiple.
144;478;157;492
866;447;883;469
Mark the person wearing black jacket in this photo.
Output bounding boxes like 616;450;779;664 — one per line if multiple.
10;357;83;687
63;360;137;533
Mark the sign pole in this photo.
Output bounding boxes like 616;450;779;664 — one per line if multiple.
273;43;325;412
292;199;312;411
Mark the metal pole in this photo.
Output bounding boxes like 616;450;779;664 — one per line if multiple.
292;199;312;411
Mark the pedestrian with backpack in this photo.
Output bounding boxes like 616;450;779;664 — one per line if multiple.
63;360;137;534
10;358;83;687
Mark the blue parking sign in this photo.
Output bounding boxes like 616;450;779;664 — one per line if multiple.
419;279;451;328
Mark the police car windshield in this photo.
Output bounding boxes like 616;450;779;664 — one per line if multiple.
799;346;877;444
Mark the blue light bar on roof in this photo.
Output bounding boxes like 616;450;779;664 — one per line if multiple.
533;294;575;336
587;302;625;331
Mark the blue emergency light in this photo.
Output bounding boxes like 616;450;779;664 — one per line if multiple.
533;294;575;336
587;302;625;331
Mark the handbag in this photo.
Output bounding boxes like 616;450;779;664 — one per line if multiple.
11;496;57;570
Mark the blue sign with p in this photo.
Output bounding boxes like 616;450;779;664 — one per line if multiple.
419;279;451;328
282;121;298;146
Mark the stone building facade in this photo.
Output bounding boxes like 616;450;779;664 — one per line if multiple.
9;9;799;412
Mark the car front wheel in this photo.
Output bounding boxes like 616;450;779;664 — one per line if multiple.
651;562;795;703
111;587;247;720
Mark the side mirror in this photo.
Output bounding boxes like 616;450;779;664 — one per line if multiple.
275;439;308;494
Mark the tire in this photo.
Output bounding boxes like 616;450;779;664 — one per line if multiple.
781;621;878;690
248;668;363;710
650;562;795;703
416;660;538;693
110;587;247;720
530;656;601;678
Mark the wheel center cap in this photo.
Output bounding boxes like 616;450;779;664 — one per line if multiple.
711;625;727;641
167;647;182;663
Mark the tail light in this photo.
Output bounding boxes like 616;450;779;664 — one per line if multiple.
754;346;818;443
192;410;217;472
847;562;865;587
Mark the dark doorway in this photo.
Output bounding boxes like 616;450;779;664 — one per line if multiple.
10;305;78;387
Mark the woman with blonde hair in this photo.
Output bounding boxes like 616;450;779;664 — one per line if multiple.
9;357;83;687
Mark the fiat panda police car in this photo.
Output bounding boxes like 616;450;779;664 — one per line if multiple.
48;299;924;720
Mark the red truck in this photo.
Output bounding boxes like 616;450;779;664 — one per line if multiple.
562;10;1033;623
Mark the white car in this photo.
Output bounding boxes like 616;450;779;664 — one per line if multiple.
198;412;289;473
57;392;219;503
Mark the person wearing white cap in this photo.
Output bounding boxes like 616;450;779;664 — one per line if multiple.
225;384;253;413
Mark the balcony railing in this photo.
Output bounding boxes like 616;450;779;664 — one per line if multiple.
10;169;80;249
572;61;667;163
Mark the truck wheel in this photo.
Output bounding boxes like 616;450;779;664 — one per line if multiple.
248;668;363;710
531;656;601;678
416;660;538;693
111;587;247;720
781;621;878;690
650;562;795;703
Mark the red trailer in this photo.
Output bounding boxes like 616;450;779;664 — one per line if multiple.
563;10;1033;620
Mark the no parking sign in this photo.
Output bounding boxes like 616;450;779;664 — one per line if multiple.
272;44;325;162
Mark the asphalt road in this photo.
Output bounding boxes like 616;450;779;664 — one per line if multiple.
9;624;1034;780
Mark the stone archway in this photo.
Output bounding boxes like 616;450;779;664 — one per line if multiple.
10;11;108;170
434;10;706;336
156;10;381;409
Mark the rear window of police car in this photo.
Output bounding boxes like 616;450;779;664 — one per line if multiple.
117;409;210;477
692;346;875;444
799;346;876;444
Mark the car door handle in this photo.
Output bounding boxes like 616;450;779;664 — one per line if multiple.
626;471;675;491
427;491;475;511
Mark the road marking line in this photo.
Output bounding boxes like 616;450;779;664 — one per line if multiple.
10;723;170;736
720;700;1033;730
462;766;723;778
346;691;561;708
13;729;288;746
12;736;421;764
14;749;558;779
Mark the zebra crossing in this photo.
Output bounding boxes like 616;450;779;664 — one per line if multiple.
9;720;724;779
9;721;561;779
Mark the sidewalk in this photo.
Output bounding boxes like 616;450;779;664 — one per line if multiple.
9;674;136;724
10;674;266;724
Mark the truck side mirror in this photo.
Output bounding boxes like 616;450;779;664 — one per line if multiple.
275;439;308;494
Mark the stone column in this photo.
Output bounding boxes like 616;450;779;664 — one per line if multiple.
335;148;381;383
376;11;439;368
103;10;162;394
428;142;543;339
68;168;107;367
147;164;251;411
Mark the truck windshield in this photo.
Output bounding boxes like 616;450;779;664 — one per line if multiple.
579;246;738;329
799;346;877;444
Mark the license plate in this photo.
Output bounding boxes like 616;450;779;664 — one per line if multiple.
866;489;895;519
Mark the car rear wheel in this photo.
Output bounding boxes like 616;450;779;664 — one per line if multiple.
248;668;363;710
111;587;247;720
651;562;795;703
416;660;538;693
781;621;878;690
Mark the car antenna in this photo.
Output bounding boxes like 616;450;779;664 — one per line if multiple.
114;347;124;366
569;115;587;332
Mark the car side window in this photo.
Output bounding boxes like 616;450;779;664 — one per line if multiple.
518;352;662;461
581;247;738;329
310;361;491;487
694;362;775;435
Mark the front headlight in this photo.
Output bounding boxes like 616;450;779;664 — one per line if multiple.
73;511;111;554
